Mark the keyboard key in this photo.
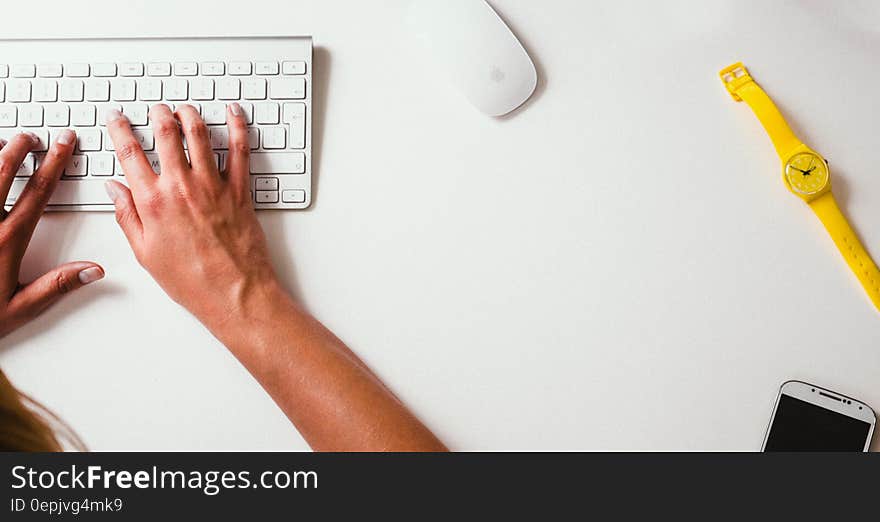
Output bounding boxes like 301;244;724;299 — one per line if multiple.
261;127;286;149
247;128;260;149
201;62;225;76
111;79;137;102
255;102;280;125
133;128;155;151
191;78;215;101
7;80;32;102
217;78;241;100
71;104;97;127
282;61;307;75
255;62;279;75
93;63;118;77
282;189;307;203
0;82;4;103
20;106;44;127
174;62;198;76
12;64;36;78
255;177;279;191
250;152;305;174
85;79;111;102
31;130;49;151
209;127;229;149
65;155;88;177
147;62;172;77
98;103;122;126
33;80;58;102
256;190;279;203
0;64;8;78
153;102;173;113
7;179;113;205
16;154;36;177
164;79;189;101
202;103;227;125
0;106;16;127
77;128;102;151
66;63;91;78
45;104;70;127
49;130;68;145
239;102;254;124
283;103;307;149
138;79;163;101
104;130;115;151
120;63;145;77
122;103;149;126
88;153;115;176
229;62;252;76
269;78;306;100
145;153;162;173
242;78;267;100
37;64;63;78
60;80;85;102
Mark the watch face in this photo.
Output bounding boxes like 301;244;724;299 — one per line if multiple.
785;152;830;196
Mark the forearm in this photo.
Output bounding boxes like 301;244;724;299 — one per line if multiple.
209;283;447;452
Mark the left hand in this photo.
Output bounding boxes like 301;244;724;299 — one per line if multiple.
0;130;105;339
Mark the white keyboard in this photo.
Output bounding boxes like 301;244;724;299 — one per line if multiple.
0;37;312;211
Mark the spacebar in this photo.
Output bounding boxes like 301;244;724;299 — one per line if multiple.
7;179;114;206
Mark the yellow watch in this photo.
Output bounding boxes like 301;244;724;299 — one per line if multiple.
720;62;880;311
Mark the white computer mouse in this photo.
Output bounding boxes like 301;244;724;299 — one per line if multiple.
407;0;539;117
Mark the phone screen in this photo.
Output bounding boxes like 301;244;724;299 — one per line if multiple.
765;394;871;451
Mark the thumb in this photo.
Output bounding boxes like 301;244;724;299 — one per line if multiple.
8;262;105;320
104;181;143;252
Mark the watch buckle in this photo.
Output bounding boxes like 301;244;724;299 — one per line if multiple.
719;62;753;101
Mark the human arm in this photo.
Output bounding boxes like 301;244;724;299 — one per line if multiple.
104;105;446;452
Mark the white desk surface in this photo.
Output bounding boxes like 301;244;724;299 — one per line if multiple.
2;0;880;451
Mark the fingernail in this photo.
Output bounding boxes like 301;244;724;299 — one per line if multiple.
104;181;120;202
105;109;124;124
229;102;242;117
24;132;40;144
78;267;104;285
57;129;76;145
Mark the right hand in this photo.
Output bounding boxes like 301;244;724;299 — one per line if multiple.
104;103;282;331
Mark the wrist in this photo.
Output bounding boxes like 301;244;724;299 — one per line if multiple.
203;276;297;345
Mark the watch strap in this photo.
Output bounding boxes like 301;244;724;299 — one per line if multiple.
810;193;880;310
720;63;802;160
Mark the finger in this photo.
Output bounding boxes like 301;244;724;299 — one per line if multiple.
225;103;251;197
4;130;75;234
176;104;216;177
149;104;189;177
106;109;157;196
104;180;144;254
7;261;104;322
0;132;39;203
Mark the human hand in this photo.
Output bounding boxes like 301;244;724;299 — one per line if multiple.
0;131;105;339
104;104;279;332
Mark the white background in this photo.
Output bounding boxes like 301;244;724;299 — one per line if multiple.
2;0;880;451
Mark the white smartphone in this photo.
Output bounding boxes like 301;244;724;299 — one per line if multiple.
762;381;876;451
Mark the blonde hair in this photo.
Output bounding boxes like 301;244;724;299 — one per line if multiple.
0;370;85;452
